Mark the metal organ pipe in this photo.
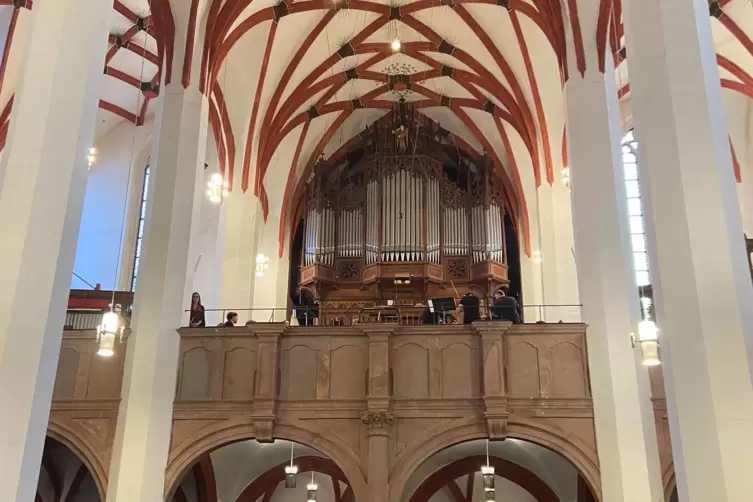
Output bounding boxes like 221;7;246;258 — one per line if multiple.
366;181;378;263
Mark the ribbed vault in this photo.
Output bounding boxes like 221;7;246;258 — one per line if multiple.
0;0;752;250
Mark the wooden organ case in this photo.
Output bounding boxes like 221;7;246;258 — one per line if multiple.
297;101;512;316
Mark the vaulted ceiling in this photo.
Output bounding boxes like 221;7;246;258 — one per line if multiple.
1;0;752;243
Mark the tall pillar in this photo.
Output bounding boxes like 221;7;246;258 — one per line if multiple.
105;5;209;501
536;180;580;322
565;65;663;501
623;0;753;499
219;192;261;324
0;0;109;500
360;324;394;502
251;215;290;322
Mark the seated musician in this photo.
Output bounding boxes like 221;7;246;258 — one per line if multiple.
490;288;521;323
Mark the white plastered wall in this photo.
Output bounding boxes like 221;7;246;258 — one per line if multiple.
73;118;153;290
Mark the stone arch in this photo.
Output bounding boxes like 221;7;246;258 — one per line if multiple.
410;455;559;502
388;416;601;502
164;420;367;502
46;418;107;501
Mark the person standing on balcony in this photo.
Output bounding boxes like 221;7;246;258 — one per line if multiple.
490;289;520;323
189;292;206;327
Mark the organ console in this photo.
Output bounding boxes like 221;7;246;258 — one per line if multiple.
296;100;514;319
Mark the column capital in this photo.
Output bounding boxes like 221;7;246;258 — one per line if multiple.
250;323;286;339
359;324;397;340
361;411;395;435
473;321;512;338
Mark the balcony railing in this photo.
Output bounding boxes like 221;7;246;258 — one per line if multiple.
189;304;583;327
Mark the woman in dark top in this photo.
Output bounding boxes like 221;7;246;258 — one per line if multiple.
189;292;206;327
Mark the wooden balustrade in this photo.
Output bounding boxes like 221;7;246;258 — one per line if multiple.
174;322;591;407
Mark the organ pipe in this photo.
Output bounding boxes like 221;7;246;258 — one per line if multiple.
301;106;508;273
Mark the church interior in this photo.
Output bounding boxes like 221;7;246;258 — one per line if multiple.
2;0;753;501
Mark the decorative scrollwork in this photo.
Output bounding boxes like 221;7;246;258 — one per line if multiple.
361;411;396;430
337;260;362;281
447;258;468;280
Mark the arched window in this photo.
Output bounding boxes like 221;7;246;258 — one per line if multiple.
621;131;650;287
131;164;150;292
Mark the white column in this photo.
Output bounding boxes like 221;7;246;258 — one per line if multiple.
624;0;753;499
565;66;663;501
105;7;209;502
536;180;580;322
251;215;290;323
739;111;753;238
219;192;262;324
0;0;109;500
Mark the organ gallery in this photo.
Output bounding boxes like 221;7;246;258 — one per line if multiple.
294;100;518;319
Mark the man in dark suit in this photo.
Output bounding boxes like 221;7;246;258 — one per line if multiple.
458;292;480;324
490;289;521;323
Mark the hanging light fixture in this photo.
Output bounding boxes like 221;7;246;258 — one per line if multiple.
562;166;570;189
480;440;495;500
636;319;660;366
391;37;402;52
207;172;229;204
306;473;318;502
533;250;542;263
632;295;661;365
96;306;125;357
285;443;298;488
87;147;97;169
255;252;270;277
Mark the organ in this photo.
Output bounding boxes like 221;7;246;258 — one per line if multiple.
296;100;514;316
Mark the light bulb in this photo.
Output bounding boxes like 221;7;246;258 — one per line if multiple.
391;38;401;51
533;250;542;263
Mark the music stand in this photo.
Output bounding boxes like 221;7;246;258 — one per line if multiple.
429;297;456;316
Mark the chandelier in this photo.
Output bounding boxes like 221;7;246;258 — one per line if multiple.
384;61;416;98
480;440;495;501
632;296;660;366
256;253;270;277
87;147;97;169
207;173;229;204
96;306;125;357
285;442;299;488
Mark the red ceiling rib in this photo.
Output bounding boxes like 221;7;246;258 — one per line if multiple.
208;98;228;180
243;20;278;193
212;83;236;189
182;0;201;89
278;118;311;252
0;6;20;97
99;99;138;124
565;0;586;76
235;455;351;502
193;457;218;502
410;455;559;501
511;9;554;184
595;0;613;73
254;13;385;189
